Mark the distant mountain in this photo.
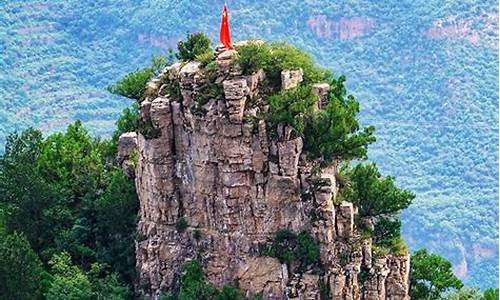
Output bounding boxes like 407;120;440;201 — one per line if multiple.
0;0;497;288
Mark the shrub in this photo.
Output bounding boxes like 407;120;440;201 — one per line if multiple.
95;170;138;284
196;50;215;67
303;76;376;163
46;252;94;300
262;229;321;272
176;217;188;233
482;288;499;300
138;116;161;140
373;217;402;247
266;42;331;85
340;163;414;217
235;41;331;87
388;237;408;256
234;41;270;75
177;33;212;61
174;260;242;300
218;284;244;300
268;85;317;136
295;231;321;269
108;56;170;100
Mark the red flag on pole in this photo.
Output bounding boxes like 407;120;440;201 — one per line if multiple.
220;4;233;49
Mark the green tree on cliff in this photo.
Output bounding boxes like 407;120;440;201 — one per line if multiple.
410;249;463;299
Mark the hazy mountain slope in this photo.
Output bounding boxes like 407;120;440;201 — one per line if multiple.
0;0;497;288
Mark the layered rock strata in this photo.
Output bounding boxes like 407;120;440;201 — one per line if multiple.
130;47;410;300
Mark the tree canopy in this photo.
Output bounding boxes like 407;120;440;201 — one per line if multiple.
410;249;464;300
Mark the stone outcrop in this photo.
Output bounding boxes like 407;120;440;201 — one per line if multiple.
133;48;410;300
117;132;138;178
281;69;304;90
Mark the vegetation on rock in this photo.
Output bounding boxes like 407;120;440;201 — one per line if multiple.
260;229;321;272
177;32;212;62
410;249;464;299
0;26;497;298
304;77;376;163
46;252;130;300
160;260;243;300
339;163;414;254
108;56;171;100
268;85;317;136
234;41;331;86
0;3;496;288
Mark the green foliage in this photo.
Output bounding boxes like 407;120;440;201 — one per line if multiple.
192;65;223;115
0;123;139;292
268;85;317;136
0;231;44;300
265;73;374;163
45;252;130;300
0;128;57;252
340;163;413;255
373;217;401;247
262;229;321;272
108;56;170;100
265;42;331;85
482;288;499;300
167;260;243;300
177;260;217;300
410;249;463;300
177;33;212;61
46;252;93;300
233;41;270;75
303;77;376;162
444;288;482;300
340;163;415;217
88;263;131;300
218;284;244;300
337;251;349;267
113;102;139;142
388;237;408;257
235;41;331;86
38;121;105;198
295;231;321;268
95;169;139;283
176;217;188;233
138;117;162;139
108;68;154;100
319;280;330;300
196;50;215;68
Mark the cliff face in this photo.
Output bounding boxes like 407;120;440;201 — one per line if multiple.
125;46;410;300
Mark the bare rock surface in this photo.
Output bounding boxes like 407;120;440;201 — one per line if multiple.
135;48;410;300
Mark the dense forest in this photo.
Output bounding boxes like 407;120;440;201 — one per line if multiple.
0;0;497;289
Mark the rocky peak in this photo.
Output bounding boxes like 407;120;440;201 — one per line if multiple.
126;45;410;299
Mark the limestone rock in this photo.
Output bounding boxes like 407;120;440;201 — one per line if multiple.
223;79;250;99
281;69;304;90
117;132;138;178
337;202;355;238
118;132;138;163
312;83;330;109
134;47;410;300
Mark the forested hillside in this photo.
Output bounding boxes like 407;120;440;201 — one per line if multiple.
0;0;497;289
